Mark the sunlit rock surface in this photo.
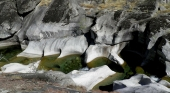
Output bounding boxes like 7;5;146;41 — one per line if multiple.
86;42;126;68
1;0;170;92
113;74;170;93
68;65;116;90
1;61;40;73
18;35;88;58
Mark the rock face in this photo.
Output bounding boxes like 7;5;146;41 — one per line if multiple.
113;74;170;93
17;35;88;57
68;65;116;90
0;0;22;39
16;0;41;14
1;0;170;92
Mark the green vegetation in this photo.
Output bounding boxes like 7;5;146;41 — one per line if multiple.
38;54;59;71
0;45;40;70
10;56;40;65
0;45;22;68
55;54;82;74
0;45;22;62
38;54;82;73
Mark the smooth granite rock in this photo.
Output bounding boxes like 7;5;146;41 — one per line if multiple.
113;74;170;93
68;65;116;90
16;0;41;14
0;0;22;39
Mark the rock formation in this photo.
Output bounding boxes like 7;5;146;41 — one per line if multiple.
0;0;170;92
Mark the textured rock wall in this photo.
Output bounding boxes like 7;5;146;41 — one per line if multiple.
0;0;170;92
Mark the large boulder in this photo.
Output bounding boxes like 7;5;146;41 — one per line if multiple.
17;0;93;43
68;65;116;90
16;0;41;14
113;74;170;93
0;0;22;39
116;83;170;93
85;42;126;68
17;35;88;58
1;61;40;73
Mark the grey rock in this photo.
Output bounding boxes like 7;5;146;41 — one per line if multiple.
17;0;93;43
0;0;22;39
10;71;76;87
113;74;170;93
16;0;41;14
159;79;170;88
116;83;170;93
85;42;127;65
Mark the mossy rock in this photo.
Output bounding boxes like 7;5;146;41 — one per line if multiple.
87;57;112;68
9;56;40;65
135;66;145;74
38;54;59;71
92;72;126;90
0;45;23;68
162;76;170;83
55;54;82;74
0;62;9;68
92;62;132;90
0;45;22;62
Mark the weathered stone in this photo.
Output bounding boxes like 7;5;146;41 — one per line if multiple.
0;0;22;39
16;0;41;14
68;65;116;90
17;0;93;42
113;74;170;93
86;42;126;68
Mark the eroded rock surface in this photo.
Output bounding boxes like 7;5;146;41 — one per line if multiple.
0;0;170;92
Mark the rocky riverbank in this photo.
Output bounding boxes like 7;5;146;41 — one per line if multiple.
0;0;170;92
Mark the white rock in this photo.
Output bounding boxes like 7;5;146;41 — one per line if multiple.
85;44;112;63
110;42;127;65
159;80;170;88
91;13;117;44
113;74;170;93
116;83;170;93
17;41;43;58
162;39;170;61
148;28;170;49
18;35;88;57
43;37;69;56
68;65;116;90
165;61;170;77
85;42;126;65
58;35;88;58
1;61;40;73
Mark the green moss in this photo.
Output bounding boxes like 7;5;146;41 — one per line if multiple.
55;54;82;74
38;54;59;71
135;66;145;74
0;45;23;68
87;57;112;68
0;62;9;68
162;76;170;83
9;56;40;65
0;45;22;62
